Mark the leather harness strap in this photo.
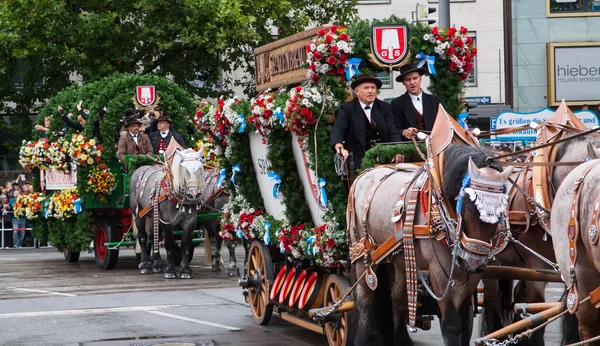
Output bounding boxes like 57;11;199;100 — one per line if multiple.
566;160;600;314
588;195;600;245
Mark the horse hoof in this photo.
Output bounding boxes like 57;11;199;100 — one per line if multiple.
152;267;162;273
164;272;176;279
212;265;223;272
180;273;193;279
228;268;240;277
140;268;152;275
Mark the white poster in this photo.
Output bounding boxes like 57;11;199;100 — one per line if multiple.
248;132;286;220
291;134;325;225
41;168;77;190
554;46;600;102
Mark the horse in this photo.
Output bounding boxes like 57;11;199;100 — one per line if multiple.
348;144;513;346
480;136;600;345
130;148;205;279
552;151;600;344
198;168;240;276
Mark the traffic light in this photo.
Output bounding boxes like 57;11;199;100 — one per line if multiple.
417;4;437;25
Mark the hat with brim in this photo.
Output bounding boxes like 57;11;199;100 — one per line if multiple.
123;116;142;127
351;74;383;90
396;62;426;82
156;115;172;124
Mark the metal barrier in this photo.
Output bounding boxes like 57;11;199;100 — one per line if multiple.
0;214;52;250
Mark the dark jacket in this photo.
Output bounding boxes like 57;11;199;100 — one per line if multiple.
61;115;83;132
148;130;185;154
391;91;444;140
330;98;401;168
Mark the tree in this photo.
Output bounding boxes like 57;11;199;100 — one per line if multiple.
0;0;357;151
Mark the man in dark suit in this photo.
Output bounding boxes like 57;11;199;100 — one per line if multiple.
330;74;401;169
149;115;186;154
117;117;153;170
391;62;444;140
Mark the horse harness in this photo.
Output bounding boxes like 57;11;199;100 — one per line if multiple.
565;160;600;314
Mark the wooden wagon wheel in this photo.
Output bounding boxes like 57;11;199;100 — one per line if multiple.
247;240;274;325
324;274;354;346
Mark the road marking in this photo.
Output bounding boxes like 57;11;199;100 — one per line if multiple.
11;288;77;297
146;310;242;331
0;304;217;319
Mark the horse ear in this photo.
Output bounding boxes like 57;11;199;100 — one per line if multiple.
586;141;600;160
468;156;481;179
501;166;514;181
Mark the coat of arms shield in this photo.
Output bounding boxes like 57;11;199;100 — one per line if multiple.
371;25;408;65
136;85;156;107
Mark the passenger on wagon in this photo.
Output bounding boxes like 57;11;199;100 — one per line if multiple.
391;62;445;140
149;115;185;154
117;117;153;170
330;73;401;169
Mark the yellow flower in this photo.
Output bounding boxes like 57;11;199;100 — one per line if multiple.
90;139;96;146
87;158;93;165
81;154;88;160
97;151;102;156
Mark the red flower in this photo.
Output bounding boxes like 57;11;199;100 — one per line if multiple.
327;56;337;65
331;25;338;32
431;26;439;35
99;164;106;169
326;238;336;248
449;62;458;71
467;37;473;45
339;54;348;63
97;144;104;151
318;29;326;36
453;39;464;48
313;51;322;60
446;47;456;56
447;27;457;36
472;48;478;56
325;35;333;44
329;45;338;54
460;73;468;80
339;33;349;41
336;67;345;75
305;44;311;52
460;26;468;34
436;35;444;42
43;143;49;150
254;209;262;216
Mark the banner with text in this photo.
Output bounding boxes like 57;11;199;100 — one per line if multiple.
549;43;600;105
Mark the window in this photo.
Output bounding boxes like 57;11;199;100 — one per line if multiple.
357;0;391;4
375;71;392;89
466;35;477;87
548;0;600;16
11;60;43;91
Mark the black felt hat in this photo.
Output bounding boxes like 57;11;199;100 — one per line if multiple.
350;74;383;90
395;62;426;82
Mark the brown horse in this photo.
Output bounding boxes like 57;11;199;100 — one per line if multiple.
348;144;513;346
552;154;600;344
481;137;600;346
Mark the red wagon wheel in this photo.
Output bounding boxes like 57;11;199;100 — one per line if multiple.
247;240;274;325
324;274;354;346
94;218;119;270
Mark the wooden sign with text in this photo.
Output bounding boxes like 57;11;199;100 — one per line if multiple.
254;26;328;91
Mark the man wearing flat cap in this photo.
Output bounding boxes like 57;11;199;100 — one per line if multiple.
391;62;444;140
117;116;153;169
330;74;401;169
149;115;185;154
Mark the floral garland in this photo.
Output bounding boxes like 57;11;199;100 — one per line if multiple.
194;101;213;134
305;25;354;83
208;96;246;145
85;164;117;204
66;134;104;167
18;139;70;172
313;222;346;267
194;139;219;167
249;90;280;142
424;26;477;81
13;193;46;220
284;85;338;144
45;188;81;220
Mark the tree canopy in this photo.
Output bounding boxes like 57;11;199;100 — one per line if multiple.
0;0;357;151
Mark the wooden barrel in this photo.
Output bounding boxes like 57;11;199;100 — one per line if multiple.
288;269;309;307
270;265;290;302
297;271;326;310
278;267;298;305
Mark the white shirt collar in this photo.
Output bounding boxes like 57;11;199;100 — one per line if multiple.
359;101;373;110
409;91;423;102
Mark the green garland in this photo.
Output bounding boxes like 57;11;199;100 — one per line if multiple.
127;155;164;174
360;143;426;171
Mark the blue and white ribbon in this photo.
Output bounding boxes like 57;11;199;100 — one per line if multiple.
305;235;317;257
456;173;471;215
318;178;328;207
216;169;227;187
274;107;284;124
457;112;468;130
263;221;271;245
345;57;362;81
231;165;241;184
237;114;246;133
236;228;244;240
73;198;82;214
44;200;50;219
416;52;437;76
267;172;282;199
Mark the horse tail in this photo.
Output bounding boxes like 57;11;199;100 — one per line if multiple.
499;279;515;326
562;297;580;344
373;263;394;345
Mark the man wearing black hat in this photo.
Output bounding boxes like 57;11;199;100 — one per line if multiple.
330;74;401;169
117;117;153;169
149;115;185;154
391;62;444;140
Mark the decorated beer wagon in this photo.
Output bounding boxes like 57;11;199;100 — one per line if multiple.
201;21;600;346
17;74;223;270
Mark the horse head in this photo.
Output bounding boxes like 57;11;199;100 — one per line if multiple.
447;152;512;273
553;136;600;189
171;148;205;203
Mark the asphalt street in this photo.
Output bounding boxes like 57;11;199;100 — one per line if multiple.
0;246;565;346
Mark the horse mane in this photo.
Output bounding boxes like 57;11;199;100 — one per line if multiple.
170;148;205;194
554;135;600;162
442;144;499;205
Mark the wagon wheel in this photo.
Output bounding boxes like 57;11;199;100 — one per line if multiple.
324;274;355;346
247;240;274;325
63;248;80;263
94;218;119;270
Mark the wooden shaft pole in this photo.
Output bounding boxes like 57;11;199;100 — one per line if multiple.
474;305;563;346
482;265;563;282
513;302;561;314
477;286;484;294
308;301;355;318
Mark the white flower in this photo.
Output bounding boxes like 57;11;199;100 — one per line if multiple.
307;52;313;60
423;34;431;40
317;44;327;53
430;37;436;43
301;98;310;107
336;41;348;52
309;43;316;52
